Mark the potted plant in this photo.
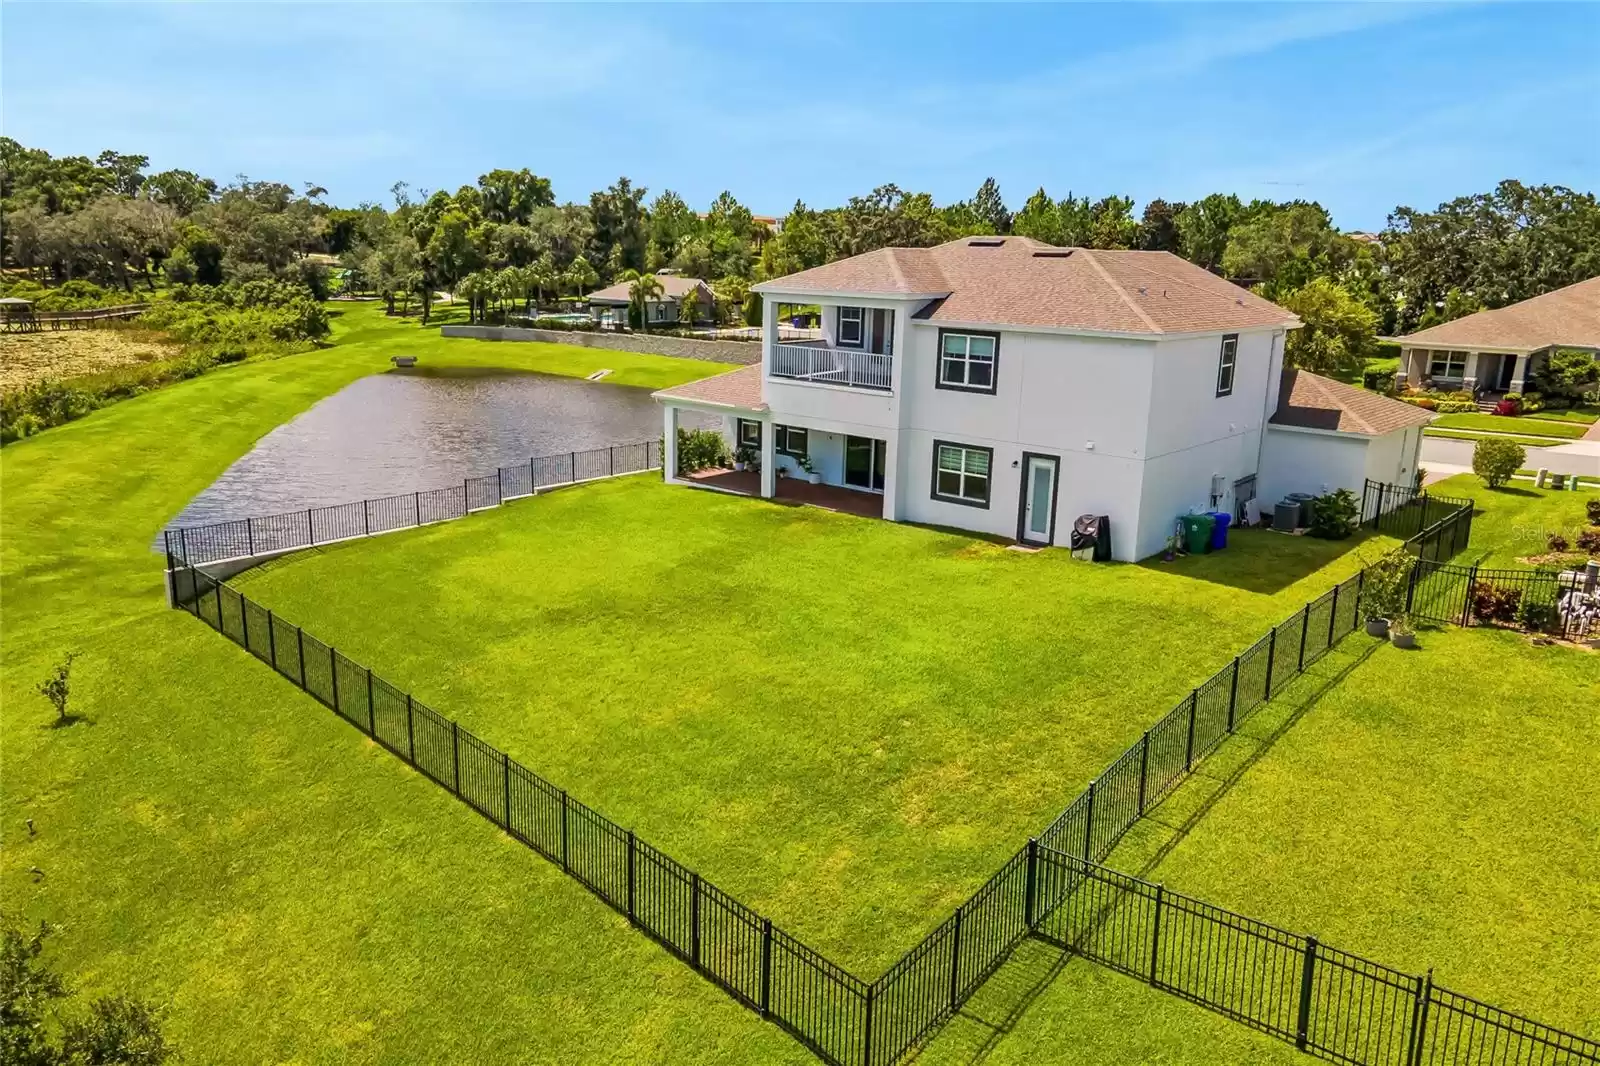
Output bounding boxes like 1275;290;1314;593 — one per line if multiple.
1361;549;1412;638
733;445;754;472
1162;532;1181;562
799;454;821;485
1389;614;1416;649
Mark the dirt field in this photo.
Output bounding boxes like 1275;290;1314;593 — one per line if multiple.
0;328;179;391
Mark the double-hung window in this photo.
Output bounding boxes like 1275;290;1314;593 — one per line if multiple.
837;306;864;348
1428;350;1467;380
937;331;998;393
736;419;761;449
776;425;808;458
1216;334;1238;397
932;441;992;507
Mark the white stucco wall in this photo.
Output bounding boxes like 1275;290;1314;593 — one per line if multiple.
1258;426;1368;510
1362;425;1422;488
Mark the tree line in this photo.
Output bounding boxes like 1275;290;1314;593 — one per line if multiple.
3;137;1597;370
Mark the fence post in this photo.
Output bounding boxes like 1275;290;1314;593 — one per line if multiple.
451;720;461;793
266;610;278;670
1263;628;1276;699
690;871;702;967
362;499;370;536
296;628;307;688
496;467;504;503
1149;884;1164;987
570;451;576;483
1136;732;1150;815
948;906;964;1010
1460;563;1479;627
366;668;375;736
214;582;224;628
862;983;876;1066
414;491;421;526
1082;783;1096;861
1355;569;1366;626
1296;603;1310;671
559;790;569;871
405;694;415;763
178;526;187;565
502;752;512;831
240;593;249;649
760;918;774;1017
1406;969;1434;1066
462;479;469;513
1327;585;1340;645
246;518;254;556
609;445;616;476
1404;558;1419;612
306;508;315;547
1295;936;1318;1051
330;647;341;713
1183;690;1197;771
1024;838;1039;928
625;830;637;923
1226;657;1240;732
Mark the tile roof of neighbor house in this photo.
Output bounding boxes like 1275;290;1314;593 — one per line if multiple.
1271;369;1435;436
751;236;1299;335
653;364;766;411
1395;276;1600;352
587;275;712;304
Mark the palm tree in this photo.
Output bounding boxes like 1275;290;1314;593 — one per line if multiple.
567;255;598;299
628;272;663;333
531;254;560;311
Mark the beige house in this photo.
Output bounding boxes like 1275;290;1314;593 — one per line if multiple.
587;272;715;329
1393;275;1600;395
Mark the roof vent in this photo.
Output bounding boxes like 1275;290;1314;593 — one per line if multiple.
967;237;1005;247
1236;297;1244;305
1031;249;1074;258
1137;286;1148;296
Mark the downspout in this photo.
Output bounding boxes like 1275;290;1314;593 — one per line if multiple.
1255;330;1285;489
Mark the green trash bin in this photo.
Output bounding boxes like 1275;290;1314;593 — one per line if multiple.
1180;513;1216;554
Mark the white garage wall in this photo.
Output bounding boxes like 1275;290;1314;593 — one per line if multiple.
1363;426;1421;488
1259;427;1368;509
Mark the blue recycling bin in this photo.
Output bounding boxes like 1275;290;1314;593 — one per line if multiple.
1207;511;1232;550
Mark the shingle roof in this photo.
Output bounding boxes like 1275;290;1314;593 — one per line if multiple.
653;364;766;411
1271;369;1434;436
588;275;712;305
1395;276;1600;352
753;236;1297;335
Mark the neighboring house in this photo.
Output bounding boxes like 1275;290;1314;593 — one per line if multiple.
653;235;1426;561
1392;275;1600;395
587;272;715;328
1257;370;1432;515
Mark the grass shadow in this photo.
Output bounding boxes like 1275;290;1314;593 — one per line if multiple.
1137;527;1386;595
45;713;89;729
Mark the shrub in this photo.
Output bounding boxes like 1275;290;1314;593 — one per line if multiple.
1362;367;1397;394
1436;401;1477;414
1470;582;1522;624
1492;399;1520;416
1514;596;1558;633
1532;348;1600;404
1472;437;1525;488
1519;392;1544;413
1361;550;1414;620
1547;532;1570;552
1587;499;1600;525
1308;488;1358;539
675;427;730;474
1403;396;1438;410
1576;528;1600;554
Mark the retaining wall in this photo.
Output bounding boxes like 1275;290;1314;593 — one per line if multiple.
439;324;760;365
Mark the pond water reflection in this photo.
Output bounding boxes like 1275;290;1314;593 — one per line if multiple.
162;368;713;536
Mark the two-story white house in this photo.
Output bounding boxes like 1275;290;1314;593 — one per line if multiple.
654;236;1427;560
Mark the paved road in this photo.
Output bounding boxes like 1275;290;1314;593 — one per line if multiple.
1421;435;1600;478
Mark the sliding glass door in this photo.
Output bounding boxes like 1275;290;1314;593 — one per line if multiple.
844;436;887;491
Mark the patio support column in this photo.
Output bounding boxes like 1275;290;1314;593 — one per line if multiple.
760;417;776;499
662;404;681;484
1461;351;1480;393
880;433;900;521
761;294;778;373
1510;353;1529;393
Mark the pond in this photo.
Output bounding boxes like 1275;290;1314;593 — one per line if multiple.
161;368;713;537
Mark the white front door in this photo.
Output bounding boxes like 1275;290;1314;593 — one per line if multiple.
1021;454;1058;545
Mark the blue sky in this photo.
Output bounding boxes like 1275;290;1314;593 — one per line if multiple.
3;2;1594;230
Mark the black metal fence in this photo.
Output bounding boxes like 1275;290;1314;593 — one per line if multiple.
1408;560;1598;641
164;483;1598;1065
1033;848;1600;1066
1362;480;1475;562
164;441;660;566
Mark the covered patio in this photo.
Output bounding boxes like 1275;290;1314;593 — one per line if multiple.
684;468;885;518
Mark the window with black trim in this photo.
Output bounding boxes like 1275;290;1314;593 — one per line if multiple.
1216;334;1238;397
937;331;998;393
837;306;864;347
776;425;809;458
1428;350;1467;379
736;419;761;448
931;441;992;507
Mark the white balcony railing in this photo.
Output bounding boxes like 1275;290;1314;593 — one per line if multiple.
770;342;892;391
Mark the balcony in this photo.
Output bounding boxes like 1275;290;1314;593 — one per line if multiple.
769;342;892;391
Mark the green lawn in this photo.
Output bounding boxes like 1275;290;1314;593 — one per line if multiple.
1429;412;1588;438
0;306;810;1066
1101;628;1599;1039
230;479;1391;973
1523;405;1600;425
1430;473;1598;569
1422;427;1569;449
